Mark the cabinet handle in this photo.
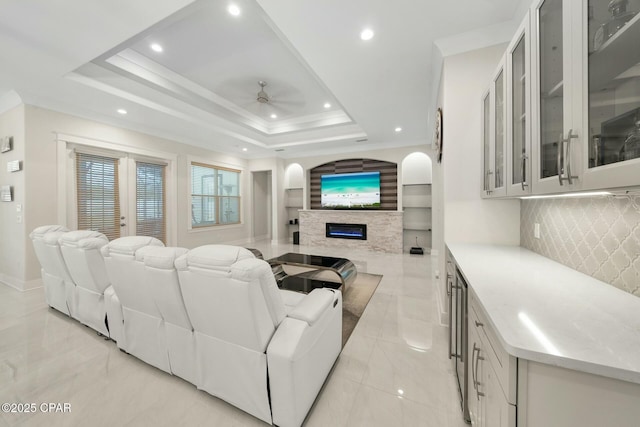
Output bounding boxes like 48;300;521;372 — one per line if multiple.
471;343;478;390
557;132;564;186
558;129;579;186
475;320;484;328
448;282;453;359
520;152;528;191
475;351;485;400
564;129;579;185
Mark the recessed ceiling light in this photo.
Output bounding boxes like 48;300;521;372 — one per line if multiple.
117;109;127;115
150;43;163;53
242;147;248;152
270;114;277;119
323;102;331;109
228;4;241;16
360;28;374;41
395;127;402;132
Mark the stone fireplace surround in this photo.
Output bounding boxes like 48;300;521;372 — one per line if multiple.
299;210;403;254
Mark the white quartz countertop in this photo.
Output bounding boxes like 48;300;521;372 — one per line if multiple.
447;243;640;384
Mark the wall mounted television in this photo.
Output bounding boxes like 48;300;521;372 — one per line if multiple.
321;171;381;209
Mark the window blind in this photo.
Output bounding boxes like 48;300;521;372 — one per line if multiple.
75;152;121;240
136;162;166;243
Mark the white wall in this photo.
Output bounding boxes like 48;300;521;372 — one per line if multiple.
436;44;521;321
442;44;520;247
0;105;28;289
284;163;304;189
21;105;253;283
401;152;432;185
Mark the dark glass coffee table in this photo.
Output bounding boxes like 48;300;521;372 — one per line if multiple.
268;252;357;293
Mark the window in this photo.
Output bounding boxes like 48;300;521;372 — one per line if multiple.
191;162;240;227
136;162;166;243
76;152;121;240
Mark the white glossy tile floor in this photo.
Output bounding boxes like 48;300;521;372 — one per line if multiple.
0;241;468;427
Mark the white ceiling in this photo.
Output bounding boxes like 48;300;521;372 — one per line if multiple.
0;0;529;159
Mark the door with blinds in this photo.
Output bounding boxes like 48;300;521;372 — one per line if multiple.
75;152;167;243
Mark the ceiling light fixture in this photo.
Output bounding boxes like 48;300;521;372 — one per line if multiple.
150;43;163;53
117;109;127;115
324;102;331;109
228;4;241;16
395;127;402;133
242;147;248;152
270;114;277;119
360;28;374;41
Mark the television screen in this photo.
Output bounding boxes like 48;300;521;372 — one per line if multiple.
321;171;381;209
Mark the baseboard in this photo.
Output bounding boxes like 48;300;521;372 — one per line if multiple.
251;234;270;243
0;274;42;292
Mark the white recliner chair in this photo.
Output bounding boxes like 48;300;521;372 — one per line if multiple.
143;246;195;384
101;236;167;370
176;245;342;427
59;230;111;335
29;225;73;316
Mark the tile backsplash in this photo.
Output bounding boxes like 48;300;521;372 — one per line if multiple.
521;195;640;297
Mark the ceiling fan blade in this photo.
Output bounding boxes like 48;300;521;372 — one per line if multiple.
273;99;306;108
270;103;293;117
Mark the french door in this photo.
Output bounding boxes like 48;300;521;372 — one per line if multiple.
72;149;168;243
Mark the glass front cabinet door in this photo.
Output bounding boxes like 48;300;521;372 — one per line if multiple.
582;0;640;188
506;14;532;196
481;57;508;198
532;0;640;194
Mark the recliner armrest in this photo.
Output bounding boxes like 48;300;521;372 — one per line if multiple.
287;288;337;326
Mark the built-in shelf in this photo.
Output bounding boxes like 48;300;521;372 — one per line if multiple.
285;188;303;240
403;227;432;232
590;12;640;92
402;183;432;253
545;80;564;98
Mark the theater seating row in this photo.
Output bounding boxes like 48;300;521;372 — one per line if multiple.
30;225;343;427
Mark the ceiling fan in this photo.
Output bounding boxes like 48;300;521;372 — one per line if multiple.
216;79;306;119
249;80;305;118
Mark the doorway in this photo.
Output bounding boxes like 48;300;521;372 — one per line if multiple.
251;171;272;242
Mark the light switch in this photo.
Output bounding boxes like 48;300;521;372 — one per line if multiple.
534;223;541;239
16;204;22;212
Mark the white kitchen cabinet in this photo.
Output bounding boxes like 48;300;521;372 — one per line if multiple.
468;289;516;427
506;14;532;196
530;0;640;194
481;57;507;198
449;242;640;427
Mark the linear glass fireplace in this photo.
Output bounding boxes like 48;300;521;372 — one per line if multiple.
325;223;367;240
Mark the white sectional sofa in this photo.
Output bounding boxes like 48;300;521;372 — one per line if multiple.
30;227;343;427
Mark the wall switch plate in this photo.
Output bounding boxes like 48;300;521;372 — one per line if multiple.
534;223;541;239
16;204;21;212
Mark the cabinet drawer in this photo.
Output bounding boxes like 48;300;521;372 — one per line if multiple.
469;289;517;405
